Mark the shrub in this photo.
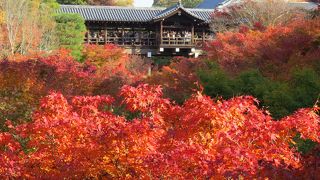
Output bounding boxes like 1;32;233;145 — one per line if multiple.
290;68;320;108
198;61;235;99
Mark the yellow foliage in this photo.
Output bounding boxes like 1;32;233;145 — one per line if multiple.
114;0;133;6
0;11;4;24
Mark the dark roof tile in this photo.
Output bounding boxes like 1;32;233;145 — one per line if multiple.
58;4;213;23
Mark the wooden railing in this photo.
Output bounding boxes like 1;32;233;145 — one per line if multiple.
85;35;213;47
85;36;157;47
107;37;157;46
161;37;193;46
161;37;211;47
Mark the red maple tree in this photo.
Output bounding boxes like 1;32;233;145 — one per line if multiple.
0;84;319;178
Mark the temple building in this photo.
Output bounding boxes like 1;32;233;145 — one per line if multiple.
58;0;319;57
59;2;214;57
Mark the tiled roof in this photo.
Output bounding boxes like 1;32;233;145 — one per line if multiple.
190;9;213;23
59;5;162;22
152;2;206;21
58;4;213;23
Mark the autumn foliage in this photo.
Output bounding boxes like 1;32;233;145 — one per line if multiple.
146;57;203;103
0;4;319;178
0;84;319;178
0;49;93;128
83;44;150;96
83;44;148;81
206;17;320;79
0;46;149;128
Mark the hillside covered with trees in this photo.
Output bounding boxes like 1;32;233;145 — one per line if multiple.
57;0;133;6
0;0;319;179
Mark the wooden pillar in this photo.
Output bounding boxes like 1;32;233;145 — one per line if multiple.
105;27;108;44
191;24;194;45
87;30;90;44
160;20;163;45
121;25;124;45
96;31;98;45
202;29;205;43
132;27;134;46
148;31;150;46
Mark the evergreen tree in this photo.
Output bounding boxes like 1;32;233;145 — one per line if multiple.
57;0;86;4
54;13;86;60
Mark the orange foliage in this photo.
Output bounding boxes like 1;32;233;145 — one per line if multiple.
82;44;150;96
206;17;320;79
146;57;203;103
83;44;126;68
83;44;149;81
0;47;150;127
0;84;319;178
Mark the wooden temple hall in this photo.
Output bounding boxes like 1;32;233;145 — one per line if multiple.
59;2;214;57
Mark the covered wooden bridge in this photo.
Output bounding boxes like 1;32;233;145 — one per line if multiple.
59;2;214;57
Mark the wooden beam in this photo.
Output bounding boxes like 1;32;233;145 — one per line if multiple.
87;30;90;44
202;29;205;43
121;25;124;45
96;31;98;45
191;24;194;45
148;31;150;46
160;20;163;45
105;27;108;44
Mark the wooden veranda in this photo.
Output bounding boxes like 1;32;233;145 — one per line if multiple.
59;2;214;56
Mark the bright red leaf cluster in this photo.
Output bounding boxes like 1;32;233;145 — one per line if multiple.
0;84;319;178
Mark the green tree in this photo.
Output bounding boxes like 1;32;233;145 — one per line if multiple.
198;61;235;99
57;0;86;4
54;13;86;60
39;0;60;51
199;64;320;119
57;0;133;6
153;0;202;8
290;68;320;108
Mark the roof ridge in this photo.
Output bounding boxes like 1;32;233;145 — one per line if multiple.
59;4;213;23
59;4;214;11
60;4;166;10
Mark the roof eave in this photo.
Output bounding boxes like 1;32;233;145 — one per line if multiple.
152;7;206;22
